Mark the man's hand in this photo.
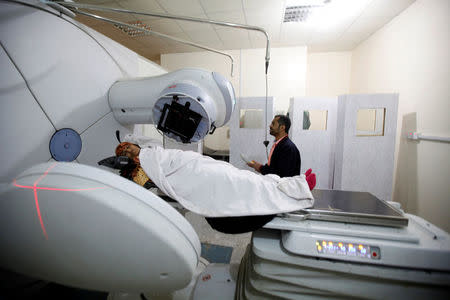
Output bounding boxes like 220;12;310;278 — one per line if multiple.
247;160;262;173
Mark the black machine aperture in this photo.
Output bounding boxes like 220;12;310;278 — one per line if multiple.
157;100;203;143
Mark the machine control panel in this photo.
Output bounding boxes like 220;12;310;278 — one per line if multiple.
316;240;381;260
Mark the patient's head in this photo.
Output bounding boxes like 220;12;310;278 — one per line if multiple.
115;142;141;180
116;142;140;160
115;142;152;187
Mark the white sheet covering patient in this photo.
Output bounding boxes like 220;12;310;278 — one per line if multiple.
121;134;314;217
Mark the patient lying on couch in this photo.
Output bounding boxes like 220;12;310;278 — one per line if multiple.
114;135;316;233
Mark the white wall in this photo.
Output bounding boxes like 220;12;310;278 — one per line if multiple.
306;52;352;97
241;47;307;113
161;47;307;113
350;0;450;232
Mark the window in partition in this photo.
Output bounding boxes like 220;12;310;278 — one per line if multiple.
356;108;386;136
240;109;264;129
303;110;328;130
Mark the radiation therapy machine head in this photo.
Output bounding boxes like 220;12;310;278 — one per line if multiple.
109;68;236;143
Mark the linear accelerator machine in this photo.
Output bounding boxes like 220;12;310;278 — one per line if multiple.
1;1;449;299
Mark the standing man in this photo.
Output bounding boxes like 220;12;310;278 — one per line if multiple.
247;114;301;178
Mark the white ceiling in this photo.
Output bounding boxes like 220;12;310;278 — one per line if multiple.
73;0;416;62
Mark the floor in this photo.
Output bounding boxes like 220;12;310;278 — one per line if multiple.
184;211;252;267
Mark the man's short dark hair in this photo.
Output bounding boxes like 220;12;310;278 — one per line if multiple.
275;114;291;133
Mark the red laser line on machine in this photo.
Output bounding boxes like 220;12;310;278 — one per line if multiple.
13;163;106;240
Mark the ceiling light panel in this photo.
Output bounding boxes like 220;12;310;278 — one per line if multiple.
283;0;330;22
284;6;314;22
114;21;152;37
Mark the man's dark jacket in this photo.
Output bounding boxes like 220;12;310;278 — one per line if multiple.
260;137;301;178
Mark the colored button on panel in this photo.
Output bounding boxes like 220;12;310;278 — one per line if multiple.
370;246;381;259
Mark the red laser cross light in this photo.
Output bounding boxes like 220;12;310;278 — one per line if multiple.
13;163;106;240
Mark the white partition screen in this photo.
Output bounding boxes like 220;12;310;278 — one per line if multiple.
334;94;399;201
229;97;274;170
288;97;337;189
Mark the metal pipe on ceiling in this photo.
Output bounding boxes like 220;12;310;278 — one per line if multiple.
74;9;235;77
48;1;271;74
